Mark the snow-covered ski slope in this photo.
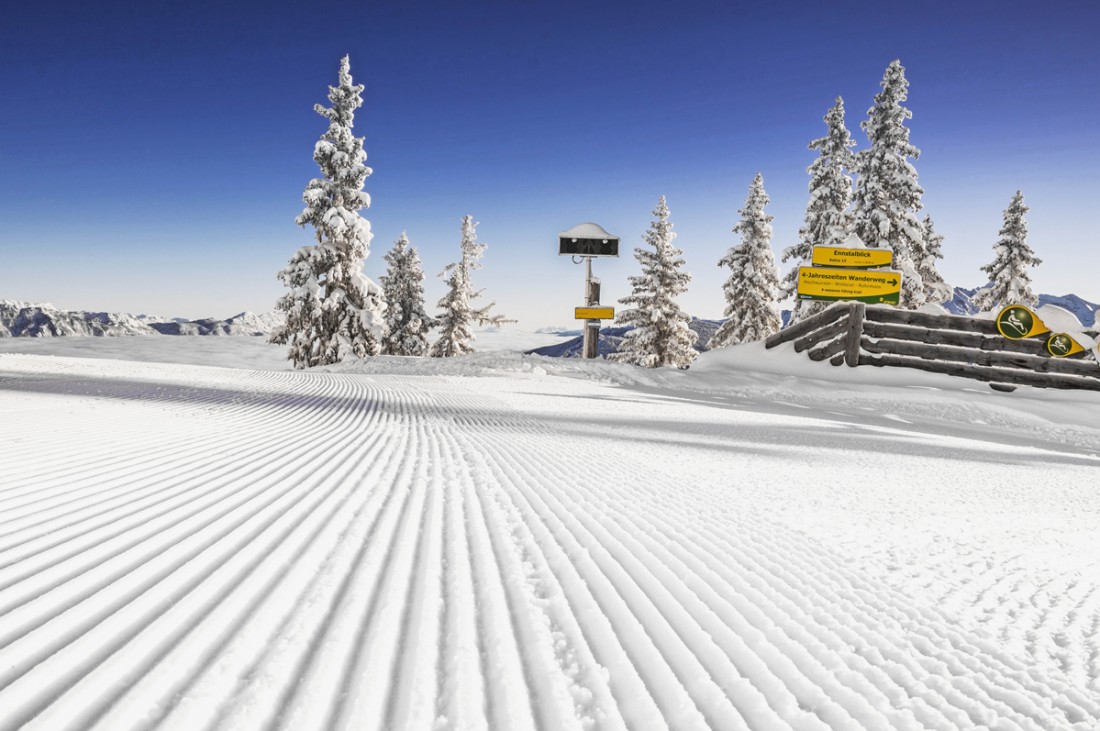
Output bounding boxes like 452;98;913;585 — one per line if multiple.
2;340;1100;730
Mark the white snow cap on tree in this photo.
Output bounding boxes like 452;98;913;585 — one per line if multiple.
973;191;1041;311
610;196;698;369
430;216;511;358
711;173;782;348
918;214;953;306
782;96;856;323
853;59;927;309
380;232;432;356
271;55;385;368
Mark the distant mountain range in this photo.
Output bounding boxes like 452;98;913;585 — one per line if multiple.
530;288;1100;358
530;319;723;358
4;288;1098;341
0;301;284;337
942;287;1099;327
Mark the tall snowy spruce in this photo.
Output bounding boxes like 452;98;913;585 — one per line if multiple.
430;216;510;357
781;97;856;323
270;55;385;368
852;59;926;309
918;214;952;305
610;196;698;368
380;232;431;356
711;174;781;348
973;191;1041;311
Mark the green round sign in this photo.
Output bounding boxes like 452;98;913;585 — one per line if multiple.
1046;333;1084;358
996;305;1043;339
1047;334;1073;356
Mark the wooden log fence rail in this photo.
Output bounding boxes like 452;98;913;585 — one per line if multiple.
763;301;1100;391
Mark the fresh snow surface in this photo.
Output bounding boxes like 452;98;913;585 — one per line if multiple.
559;222;618;241
2;334;1100;730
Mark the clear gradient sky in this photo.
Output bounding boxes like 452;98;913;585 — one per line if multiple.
1;0;1097;328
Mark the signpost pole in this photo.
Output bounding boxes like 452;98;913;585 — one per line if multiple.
582;256;599;359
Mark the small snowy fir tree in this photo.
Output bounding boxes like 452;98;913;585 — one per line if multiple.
711;173;782;348
380;232;431;356
610;196;698;368
270;55;385;368
430;216;510;357
918;214;952;305
781;97;856;323
973;191;1041;311
852;59;926;309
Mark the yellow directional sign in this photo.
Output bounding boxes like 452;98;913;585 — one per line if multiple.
1046;333;1087;357
995;305;1049;339
796;266;901;305
811;246;893;269
576;307;614;320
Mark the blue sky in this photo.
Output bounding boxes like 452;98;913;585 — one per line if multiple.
1;0;1097;327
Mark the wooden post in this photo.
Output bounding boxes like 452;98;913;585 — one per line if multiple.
844;302;865;367
581;257;600;359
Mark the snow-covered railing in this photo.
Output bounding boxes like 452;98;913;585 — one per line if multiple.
765;302;1100;391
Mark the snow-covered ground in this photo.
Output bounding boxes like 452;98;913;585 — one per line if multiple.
1;332;1099;730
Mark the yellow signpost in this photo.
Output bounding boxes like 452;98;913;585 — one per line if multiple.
995;305;1049;339
575;306;614;320
811;246;893;269
796;266;901;305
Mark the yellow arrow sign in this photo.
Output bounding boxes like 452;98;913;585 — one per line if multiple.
995;305;1049;339
796;266;901;305
811;246;893;269
576;307;614;320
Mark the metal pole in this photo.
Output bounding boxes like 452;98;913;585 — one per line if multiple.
582;256;596;358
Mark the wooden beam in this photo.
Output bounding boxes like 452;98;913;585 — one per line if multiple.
860;337;1100;378
807;337;846;362
858;354;1100;391
863;306;1001;335
862;321;1050;357
844;302;865;367
765;302;849;349
794;316;849;353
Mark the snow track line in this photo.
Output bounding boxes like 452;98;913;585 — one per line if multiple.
434;422;490;731
441;424;538;731
380;421;445;731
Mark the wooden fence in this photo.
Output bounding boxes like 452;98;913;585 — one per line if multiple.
764;302;1100;391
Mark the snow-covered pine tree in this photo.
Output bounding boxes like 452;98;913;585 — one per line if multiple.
918;214;952;305
973;191;1041;311
430;216;510;357
711;173;782;348
781;96;856;323
610;196;698;368
270;55;385;368
380;232;431;356
852;59;926;309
